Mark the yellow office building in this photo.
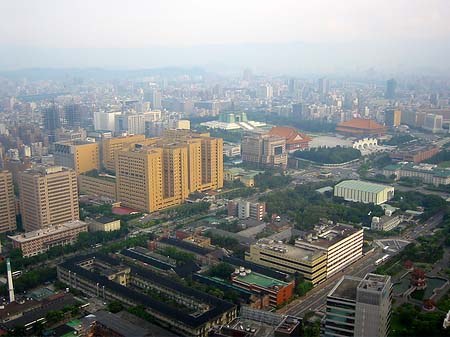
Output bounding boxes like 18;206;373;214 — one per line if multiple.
101;134;146;171
54;141;100;175
0;170;16;233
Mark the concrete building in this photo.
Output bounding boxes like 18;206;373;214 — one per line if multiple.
334;180;394;205
19;166;79;231
9;220;87;257
223;143;241;157
115;132;223;213
383;162;450;186
295;223;363;277
322;273;392;337
230;269;294;307
228;200;266;221
385;109;402;127
371;215;402;231
87;216;121;232
246;239;327;286
53;141;100;175
58;254;237;337
101;134;146;171
390;144;439;163
0;171;16;233
78;174;117;199
242;134;288;168
423;113;444;133
94;111;121;132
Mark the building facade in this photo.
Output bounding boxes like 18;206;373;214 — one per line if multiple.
322;273;392;337
53;141;100;175
78;174;117;199
334;180;394;205
9;220;87;257
383;162;450;186
242;134;288;168
228;200;266;221
19;166;79;231
101;134;146;171
0;171;16;233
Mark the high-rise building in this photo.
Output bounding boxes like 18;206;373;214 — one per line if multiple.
241;134;287;168
0;171;16;233
322;273;392;337
53;141;100;175
257;84;273;99
149;90;162;110
93;111;121;131
423;113;444;133
43;106;61;142
385;79;397;99
384;108;402;127
318;77;329;99
115;132;223;212
101;134;146;171
19;166;79;231
64;104;82;129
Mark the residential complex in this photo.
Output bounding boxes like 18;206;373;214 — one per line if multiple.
58;254;237;337
295;223;364;277
53;141;100;175
0;170;16;233
228;199;266;221
322;273;392;337
334;180;394;205
241;134;288;168
19;166;79;231
246;239;328;286
383;162;450;186
9;220;87;257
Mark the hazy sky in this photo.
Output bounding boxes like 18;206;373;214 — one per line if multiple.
1;0;449;72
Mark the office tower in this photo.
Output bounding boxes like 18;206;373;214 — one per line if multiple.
19;166;79;232
385;108;402;127
322;273;392;337
318;77;329;98
385;79;397;99
101;134;146;171
93;111;121;131
53;141;100;175
64;104;82;129
423;113;444;133
115;132;223;212
149;90;162;110
241;134;287;168
43;106;61;142
0;171;16;233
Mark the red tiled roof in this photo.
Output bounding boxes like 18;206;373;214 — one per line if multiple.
268;126;312;144
337;118;385;130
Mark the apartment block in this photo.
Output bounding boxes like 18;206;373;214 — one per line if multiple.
19;166;79;231
9;220;87;257
53;141;100;175
0;171;16;233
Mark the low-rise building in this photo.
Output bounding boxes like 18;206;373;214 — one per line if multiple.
228;200;266;221
245;239;327;286
295;223;363;277
223;168;262;187
334;180;394;205
230;269;294;307
9;220;87;257
390;144;439;163
383;162;450;186
87;216;121;232
371;215;402;231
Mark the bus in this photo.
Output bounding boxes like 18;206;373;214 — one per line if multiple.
374;254;390;266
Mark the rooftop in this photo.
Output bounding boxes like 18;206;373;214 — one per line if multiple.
268;126;312;144
329;276;361;301
234;271;289;289
385;162;450;178
254;239;325;262
296;223;361;249
335;180;392;193
8;220;87;243
83;311;149;337
337;118;386;130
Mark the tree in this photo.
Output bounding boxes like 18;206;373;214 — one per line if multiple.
208;263;235;280
107;301;124;313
